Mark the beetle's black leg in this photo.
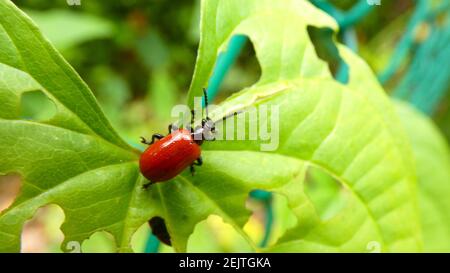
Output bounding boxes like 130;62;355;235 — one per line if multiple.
168;124;179;134
141;134;164;145
194;156;203;166
150;134;164;144
190;157;202;176
140;136;151;145
142;181;155;189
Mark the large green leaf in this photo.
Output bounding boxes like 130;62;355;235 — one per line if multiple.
0;0;423;253
189;0;421;252
396;102;450;252
0;1;307;253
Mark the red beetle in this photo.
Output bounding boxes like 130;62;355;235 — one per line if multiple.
139;89;237;188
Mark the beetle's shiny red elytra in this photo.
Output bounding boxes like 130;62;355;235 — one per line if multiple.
139;129;201;183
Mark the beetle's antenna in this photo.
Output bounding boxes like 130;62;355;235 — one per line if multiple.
214;110;243;124
203;88;209;120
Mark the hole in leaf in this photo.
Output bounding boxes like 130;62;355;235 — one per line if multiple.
246;190;271;245
246;190;297;247
149;216;171;246
20;91;57;121
131;222;161;253
307;26;349;84
130;222;148;253
131;222;176;253
216;35;261;100
81;231;116;253
304;166;349;221
187;215;253;252
21;204;64;253
0;173;22;213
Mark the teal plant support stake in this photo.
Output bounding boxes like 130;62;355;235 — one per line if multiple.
250;190;274;248
202;35;247;106
144;232;161;253
392;1;450;115
335;61;349;84
378;0;428;84
384;0;450;86
395;22;450;114
310;0;344;25
311;0;374;30
335;28;357;84
337;0;374;30
261;199;274;248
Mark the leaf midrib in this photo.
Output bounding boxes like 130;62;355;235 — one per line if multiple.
0;118;138;159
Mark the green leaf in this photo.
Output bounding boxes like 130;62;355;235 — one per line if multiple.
396;101;450;252
0;0;138;252
189;0;422;252
0;1;308;253
0;0;424;253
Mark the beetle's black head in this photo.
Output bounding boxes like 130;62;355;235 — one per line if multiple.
203;117;216;133
192;118;216;145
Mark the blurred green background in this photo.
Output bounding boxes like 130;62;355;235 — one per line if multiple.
0;0;448;252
